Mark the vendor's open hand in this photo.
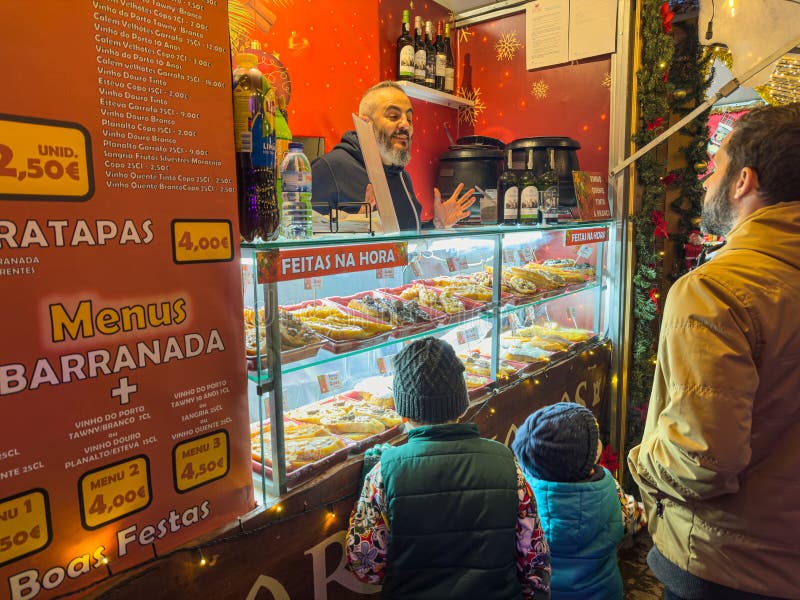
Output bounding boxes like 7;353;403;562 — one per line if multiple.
433;183;475;228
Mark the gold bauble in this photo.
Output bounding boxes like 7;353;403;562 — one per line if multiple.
694;161;708;173
691;216;702;226
673;89;688;100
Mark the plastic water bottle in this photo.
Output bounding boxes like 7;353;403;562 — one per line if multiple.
280;142;313;240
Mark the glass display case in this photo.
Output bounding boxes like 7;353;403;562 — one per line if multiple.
242;221;611;501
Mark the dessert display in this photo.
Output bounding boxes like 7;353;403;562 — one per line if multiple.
425;276;493;302
519;323;594;343
289;304;393;341
287;396;403;442
250;422;346;470
542;258;596;280
244;307;324;368
346;293;433;327
396;283;466;314
458;351;520;378
501;342;554;364
349;376;395;408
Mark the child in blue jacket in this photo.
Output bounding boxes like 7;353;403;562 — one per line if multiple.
512;402;645;600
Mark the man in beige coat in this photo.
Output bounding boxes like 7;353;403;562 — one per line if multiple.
628;103;800;600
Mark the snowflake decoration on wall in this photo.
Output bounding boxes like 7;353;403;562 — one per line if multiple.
495;31;522;61
530;80;549;100
457;87;487;126
458;26;474;44
602;72;612;88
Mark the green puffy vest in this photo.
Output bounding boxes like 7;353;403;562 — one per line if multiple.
380;423;522;599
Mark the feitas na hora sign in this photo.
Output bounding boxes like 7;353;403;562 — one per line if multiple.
257;242;408;283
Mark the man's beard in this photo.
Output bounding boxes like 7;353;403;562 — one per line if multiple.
701;170;737;237
375;128;411;167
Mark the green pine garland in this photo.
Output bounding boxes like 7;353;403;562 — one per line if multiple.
626;0;673;469
626;2;712;482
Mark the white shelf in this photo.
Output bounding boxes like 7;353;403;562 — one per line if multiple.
396;81;474;109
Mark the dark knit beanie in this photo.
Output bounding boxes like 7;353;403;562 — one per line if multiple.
393;337;469;424
511;402;599;482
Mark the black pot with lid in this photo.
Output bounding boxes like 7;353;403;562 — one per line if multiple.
506;137;581;206
437;136;505;199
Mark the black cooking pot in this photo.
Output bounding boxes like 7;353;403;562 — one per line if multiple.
507;137;581;206
437;141;504;199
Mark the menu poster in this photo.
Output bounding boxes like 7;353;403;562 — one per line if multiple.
526;0;617;70
572;171;612;220
525;0;569;71
0;1;254;598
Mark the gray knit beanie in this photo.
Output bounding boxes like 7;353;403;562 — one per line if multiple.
512;402;599;482
392;337;469;424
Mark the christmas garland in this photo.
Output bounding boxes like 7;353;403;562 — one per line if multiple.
625;1;711;476
625;0;674;469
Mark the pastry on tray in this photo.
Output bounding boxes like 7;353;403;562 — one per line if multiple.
320;413;385;436
290;305;393;340
428;277;493;302
251;434;346;469
348;402;403;428
459;352;520;378
518;323;594;343
501;343;553;364
347;294;431;326
400;284;465;314
465;374;490;390
350;376;395;408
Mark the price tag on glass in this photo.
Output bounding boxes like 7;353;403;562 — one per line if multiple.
456;326;481;345
577;245;593;259
304;277;323;290
503;249;516;264
376;267;395;279
317;371;343;395
446;256;469;272
410;261;422;277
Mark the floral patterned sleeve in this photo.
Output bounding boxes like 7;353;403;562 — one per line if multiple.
516;465;551;599
615;477;647;536
346;462;390;584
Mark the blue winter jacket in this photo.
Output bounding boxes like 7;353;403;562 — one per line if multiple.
526;467;623;600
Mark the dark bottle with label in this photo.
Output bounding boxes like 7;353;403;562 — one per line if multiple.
397;10;414;81
424;21;436;88
434;21;446;91
413;16;426;85
518;149;539;225
497;149;519;225
444;22;455;93
540;149;560;225
232;53;279;242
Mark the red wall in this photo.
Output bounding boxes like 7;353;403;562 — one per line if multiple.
457;12;611;174
245;4;612;213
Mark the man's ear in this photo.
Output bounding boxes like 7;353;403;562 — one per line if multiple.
732;166;760;200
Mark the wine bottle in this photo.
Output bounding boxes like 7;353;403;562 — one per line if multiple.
497;149;519;225
397;10;414;81
434;20;446;91
519;149;539;225
413;16;426;85
444;22;455;94
541;149;560;225
424;21;436;88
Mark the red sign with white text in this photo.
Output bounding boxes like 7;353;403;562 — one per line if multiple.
257;242;408;283
0;2;254;598
565;227;610;246
572;171;612;220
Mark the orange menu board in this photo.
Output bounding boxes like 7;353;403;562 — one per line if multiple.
0;2;254;598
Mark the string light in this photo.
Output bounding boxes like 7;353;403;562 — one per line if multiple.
489;407;496;414
326;504;336;519
274;504;283;513
198;549;207;567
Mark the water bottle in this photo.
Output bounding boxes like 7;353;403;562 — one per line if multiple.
280;142;313;240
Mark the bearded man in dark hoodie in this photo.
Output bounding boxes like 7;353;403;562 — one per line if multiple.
311;81;475;231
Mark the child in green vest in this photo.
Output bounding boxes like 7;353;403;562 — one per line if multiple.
512;402;645;600
346;337;551;599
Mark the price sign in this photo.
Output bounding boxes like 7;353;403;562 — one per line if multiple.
0;489;51;567
577;244;593;259
173;430;230;493
446;256;468;272
171;219;234;264
0;114;93;201
517;249;530;264
503;313;518;331
503;249;516;264
377;357;388;374
375;267;395;279
78;456;152;530
317;372;343;395
303;277;323;290
456;326;481;345
410;261;422;277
